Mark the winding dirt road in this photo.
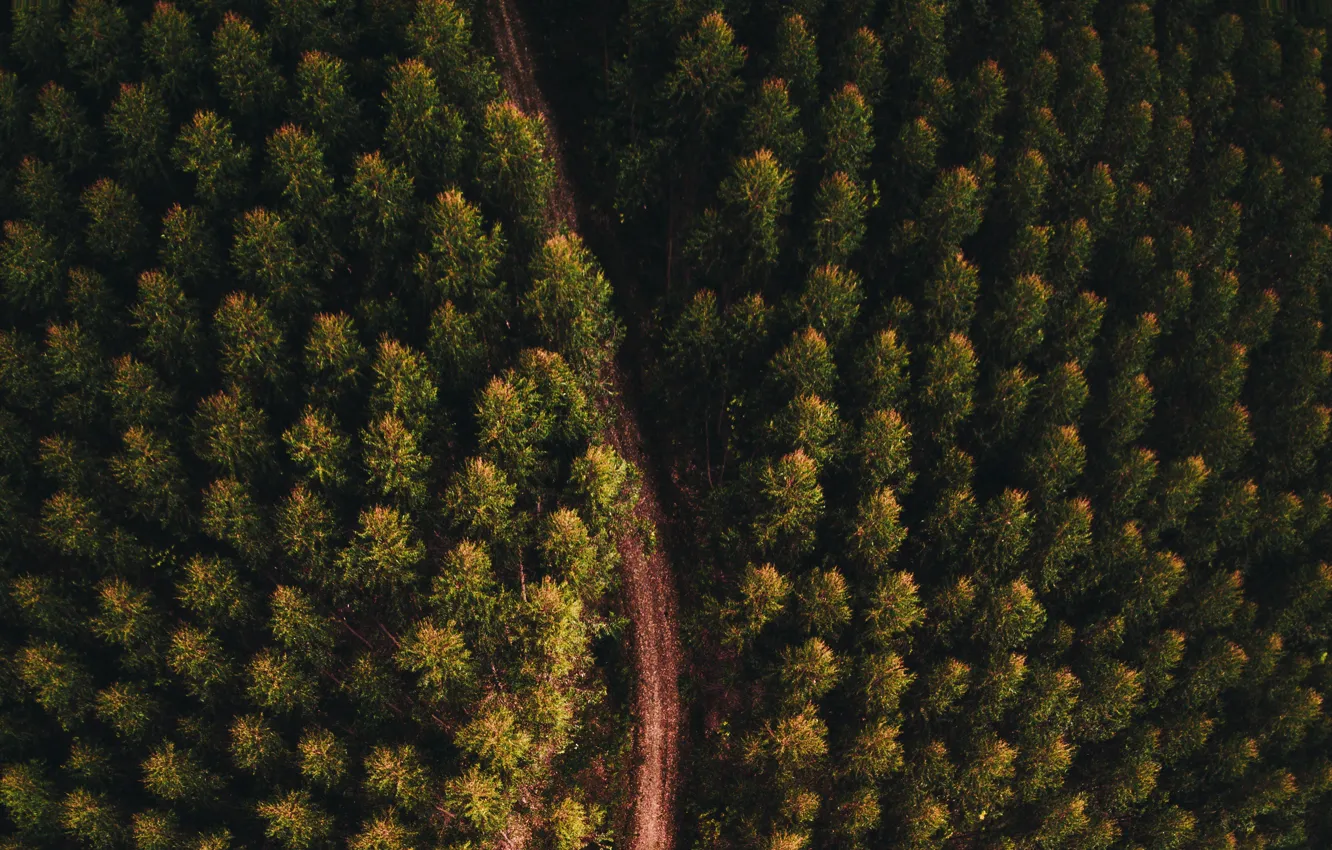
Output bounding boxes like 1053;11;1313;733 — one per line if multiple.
484;2;682;849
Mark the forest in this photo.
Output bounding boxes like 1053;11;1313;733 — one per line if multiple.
1;1;1330;850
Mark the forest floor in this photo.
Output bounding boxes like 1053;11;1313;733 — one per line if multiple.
484;2;682;849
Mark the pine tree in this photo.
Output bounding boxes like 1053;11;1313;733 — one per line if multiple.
232;207;315;315
820;84;874;180
1;221;65;317
476;99;554;235
106;83;170;186
256;790;333;850
523;234;618;379
415;188;505;316
773;14;818;112
32;83;95;173
740;79;805;170
713;149;793;282
212;12;286;120
142;2;204;106
298;727;348;789
63;0;132;96
663;11;746;133
384;58;464;189
292;50;362;154
173;111;251;207
336;505;425;592
109;426;189;528
406;0;500;115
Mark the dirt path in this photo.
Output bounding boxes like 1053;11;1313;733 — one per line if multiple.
484;3;682;850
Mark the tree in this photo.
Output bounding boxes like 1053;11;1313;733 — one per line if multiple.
863;570;924;650
714;149;793;281
351;152;417;278
769;327;835;401
1;221;64;316
106;83;170;185
445;457;517;544
918;167;984;255
779;637;841;706
523;234;618;378
726;563;791;648
284;406;350;491
33;83;95;172
202;476;269;563
365;744;433;812
9;0;64;76
63;0;132;95
820;84;874;179
976;580;1045;653
293;50;362;152
663;11;746;132
476;376;547;485
265;124;339;275
167;626;231;698
40;491;107;560
406;0;500;114
988;273;1051;364
304;312;366;404
246;648;318;714
232;207;314;315
918;333;977;441
363;413;431;507
178;554;255;629
809;174;869;267
212;12;285;120
214;290;287;391
416;189;506;316
60;789;121;850
142;742;221;804
336;505;425;592
256;791;333;850
230;714;284;775
193;387;273;479
350;810;417;850
159;204;219;287
856;328;910;411
269;584;335;669
765;394;841;469
173;111;250;207
740;79;804;169
45;322;107;428
0;763;59;838
109;426;188;528
395;619;472;702
131;810;182;850
922;252;980;340
1073;659;1143;742
298;728;348;790
16;642;95;729
384;59;464;188
773;14;819;110
796;263;862;344
142;2;204;106
456;702;533;780
445;765;510;840
752;450;824;558
476;99;554;234
16;157;73;236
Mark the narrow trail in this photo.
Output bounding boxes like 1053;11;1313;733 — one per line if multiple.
484;3;682;850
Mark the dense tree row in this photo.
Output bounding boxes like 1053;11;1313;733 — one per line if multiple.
0;2;630;848
529;1;1332;849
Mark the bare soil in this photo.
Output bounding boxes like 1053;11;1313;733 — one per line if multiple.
484;3;682;849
